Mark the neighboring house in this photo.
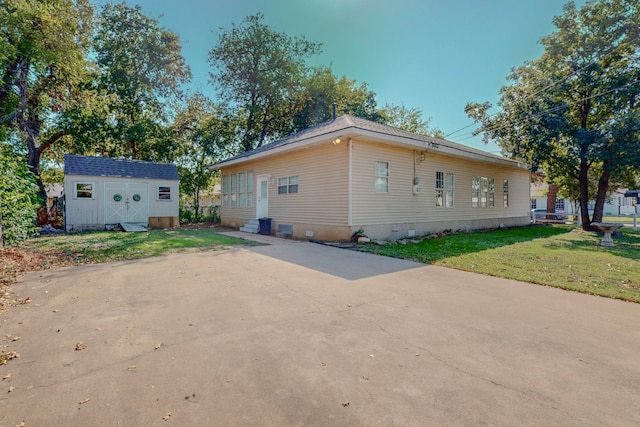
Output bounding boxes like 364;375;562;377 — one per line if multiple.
531;181;637;216
64;154;179;231
45;183;63;211
212;115;531;241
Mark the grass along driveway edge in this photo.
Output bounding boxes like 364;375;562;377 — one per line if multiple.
357;225;640;303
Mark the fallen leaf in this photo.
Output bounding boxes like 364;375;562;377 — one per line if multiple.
2;373;11;380
11;336;20;342
52;309;58;313
342;401;350;407
78;398;90;404
8;386;15;393
16;422;25;427
154;343;163;350
75;342;86;351
127;365;137;371
162;412;172;421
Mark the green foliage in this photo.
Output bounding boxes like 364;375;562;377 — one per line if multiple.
0;0;94;197
378;104;444;137
466;0;640;229
87;2;191;161
0;144;40;246
208;13;323;152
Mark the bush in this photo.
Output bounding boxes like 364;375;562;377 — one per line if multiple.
0;145;41;246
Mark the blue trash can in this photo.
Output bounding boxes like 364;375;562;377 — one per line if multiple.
258;217;272;235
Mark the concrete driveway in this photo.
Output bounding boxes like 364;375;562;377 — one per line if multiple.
1;238;639;426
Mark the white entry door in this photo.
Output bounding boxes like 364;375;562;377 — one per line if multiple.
105;182;149;224
256;175;269;218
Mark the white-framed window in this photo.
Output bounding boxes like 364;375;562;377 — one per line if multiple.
278;176;299;194
246;171;254;207
445;172;455;208
157;185;172;200
374;161;389;193
488;178;495;207
436;172;455;207
531;199;537;209
555;199;565;211
74;182;95;199
472;177;480;208
238;172;245;207
230;174;237;207
222;175;229;207
472;176;494;208
503;179;509;207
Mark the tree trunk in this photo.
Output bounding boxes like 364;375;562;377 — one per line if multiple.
592;168;611;224
578;159;592;231
194;187;200;222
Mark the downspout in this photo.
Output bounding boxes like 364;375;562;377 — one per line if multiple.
348;138;353;227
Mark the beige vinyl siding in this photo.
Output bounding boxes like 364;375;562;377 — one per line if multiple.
351;139;530;227
219;142;349;228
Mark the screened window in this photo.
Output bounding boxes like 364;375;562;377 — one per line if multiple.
445;173;455;208
222;175;229;207
531;199;537;209
555;199;565;211
375;161;389;193
278;176;299;194
74;182;94;199
472;176;494;208
158;186;171;200
246;171;254;207
230;174;237;207
503;180;509;207
238;172;245;207
488;178;495;207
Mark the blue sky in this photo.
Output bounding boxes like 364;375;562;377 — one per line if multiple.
102;0;586;153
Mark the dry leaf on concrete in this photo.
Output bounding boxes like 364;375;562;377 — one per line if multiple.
162;412;172;421
78;398;90;404
75;342;87;351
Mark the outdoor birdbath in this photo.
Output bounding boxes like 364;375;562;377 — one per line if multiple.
591;222;625;247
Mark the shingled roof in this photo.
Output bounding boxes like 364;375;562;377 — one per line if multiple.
64;154;179;180
214;114;523;169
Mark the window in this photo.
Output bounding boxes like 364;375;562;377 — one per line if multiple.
222;175;229;207
472;176;494;208
531;199;537;209
238;172;245;207
375;161;389;193
158;185;171;200
555;199;565;211
246;171;254;207
230;174;237;207
445;172;455;208
436;172;455;207
74;182;94;199
503;179;509;207
472;177;480;208
278;176;299;194
222;170;254;207
488;178;495;207
436;171;444;207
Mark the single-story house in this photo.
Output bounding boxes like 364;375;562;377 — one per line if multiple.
212;115;531;241
63;154;179;231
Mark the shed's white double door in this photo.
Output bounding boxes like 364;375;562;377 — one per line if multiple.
105;182;149;224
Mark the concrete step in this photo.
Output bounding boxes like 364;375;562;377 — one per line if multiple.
239;224;259;233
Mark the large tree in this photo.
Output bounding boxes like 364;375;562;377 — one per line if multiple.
0;0;93;199
208;13;322;152
173;93;237;221
466;0;640;230
90;2;191;161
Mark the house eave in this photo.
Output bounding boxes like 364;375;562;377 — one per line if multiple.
212;126;528;171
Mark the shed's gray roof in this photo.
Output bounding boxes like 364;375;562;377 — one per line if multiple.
214;114;520;168
64;154;179;180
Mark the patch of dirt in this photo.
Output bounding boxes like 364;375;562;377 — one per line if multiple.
0;246;76;313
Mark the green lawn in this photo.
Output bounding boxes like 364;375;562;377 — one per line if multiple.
20;227;259;264
357;225;640;303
